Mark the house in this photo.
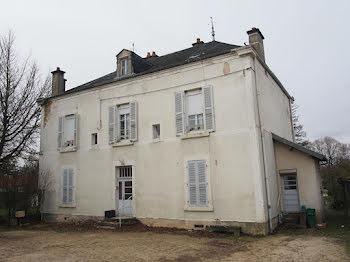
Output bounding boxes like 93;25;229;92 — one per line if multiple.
38;28;326;235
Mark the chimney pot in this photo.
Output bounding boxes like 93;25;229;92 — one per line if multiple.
247;27;265;62
152;51;156;56
197;38;200;43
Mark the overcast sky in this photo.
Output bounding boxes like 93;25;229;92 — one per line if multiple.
1;0;349;143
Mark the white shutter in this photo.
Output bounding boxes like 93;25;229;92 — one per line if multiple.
62;169;68;203
68;169;74;203
187;161;197;205
108;106;116;144
203;86;215;132
130;101;138;141
197;160;207;205
175;92;184;136
73;113;78;147
58;116;64;150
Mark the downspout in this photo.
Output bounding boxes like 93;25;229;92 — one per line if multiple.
252;55;273;233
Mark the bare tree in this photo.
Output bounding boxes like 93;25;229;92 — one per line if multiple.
0;31;50;169
291;102;309;146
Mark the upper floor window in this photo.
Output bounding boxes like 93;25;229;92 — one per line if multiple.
109;101;138;144
120;58;128;76
58;113;78;150
118;104;130;140
185;89;204;132
175;86;215;136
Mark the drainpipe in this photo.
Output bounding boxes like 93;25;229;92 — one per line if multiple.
252;55;273;233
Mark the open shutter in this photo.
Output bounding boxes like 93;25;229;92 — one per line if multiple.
58;116;64;150
187;160;197;205
203;86;215;132
68;169;74;203
175;92;184;136
62;169;68;203
73;113;78;147
197;160;207;205
108;106;116;144
130;101;138;141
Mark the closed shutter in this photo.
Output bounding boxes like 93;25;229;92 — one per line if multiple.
187;160;208;206
68;169;74;203
187;161;197;205
130;101;138;141
62;169;68;203
197;160;207;205
175;92;184;136
203;86;215;132
58;116;64;150
108;106;116;144
73;113;78;147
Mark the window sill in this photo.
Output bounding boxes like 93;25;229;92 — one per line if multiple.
59;203;76;208
181;131;210;140
59;147;77;153
184;205;214;212
112;141;134;147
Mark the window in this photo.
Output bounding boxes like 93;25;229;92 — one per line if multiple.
120;58;128;76
153;124;160;139
58;113;78;150
118;104;130;140
174;86;215;136
187;160;207;206
91;133;98;145
185;89;204;132
62;168;74;204
109;101;138;144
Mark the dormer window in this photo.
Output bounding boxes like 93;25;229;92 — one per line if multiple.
120;58;128;76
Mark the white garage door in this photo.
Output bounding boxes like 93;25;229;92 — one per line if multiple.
282;174;300;212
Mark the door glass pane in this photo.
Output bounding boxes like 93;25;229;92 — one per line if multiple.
125;187;132;193
119;181;122;200
125;194;132;200
125;181;132;187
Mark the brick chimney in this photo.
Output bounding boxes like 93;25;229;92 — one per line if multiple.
51;67;66;96
247;28;265;62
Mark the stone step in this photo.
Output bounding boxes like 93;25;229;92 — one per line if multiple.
97;217;140;228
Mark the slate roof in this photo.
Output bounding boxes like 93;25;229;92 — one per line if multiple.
272;133;327;161
59;41;240;97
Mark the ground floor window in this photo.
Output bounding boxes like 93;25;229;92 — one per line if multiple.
62;168;74;204
187;160;207;206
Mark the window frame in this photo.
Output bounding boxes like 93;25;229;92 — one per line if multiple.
117;104;131;141
58;113;78;151
185;89;204;133
120;58;128;76
61;167;75;206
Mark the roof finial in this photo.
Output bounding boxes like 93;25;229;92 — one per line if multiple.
210;17;215;41
132;42;135;52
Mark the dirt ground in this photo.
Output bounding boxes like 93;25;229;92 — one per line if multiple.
0;229;348;262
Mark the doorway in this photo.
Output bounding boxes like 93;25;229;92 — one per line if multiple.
281;173;300;212
116;166;133;216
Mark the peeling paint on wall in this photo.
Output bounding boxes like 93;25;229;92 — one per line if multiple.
43;100;53;127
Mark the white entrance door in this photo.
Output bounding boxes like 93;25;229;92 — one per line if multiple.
281;174;300;212
116;166;133;216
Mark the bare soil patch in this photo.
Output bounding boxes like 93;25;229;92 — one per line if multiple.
0;229;348;262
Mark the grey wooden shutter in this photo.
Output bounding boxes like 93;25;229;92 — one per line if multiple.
130;101;138;141
108;106;115;144
58;116;64;150
175;92;184;136
203;86;215;132
187;161;197;205
62;169;68;203
197;160;207;205
68;169;74;203
73;113;78;147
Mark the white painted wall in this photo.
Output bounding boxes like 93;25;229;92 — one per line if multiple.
40;49;271;233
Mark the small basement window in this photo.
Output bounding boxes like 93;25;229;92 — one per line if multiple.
153;124;160;139
91;133;98;145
